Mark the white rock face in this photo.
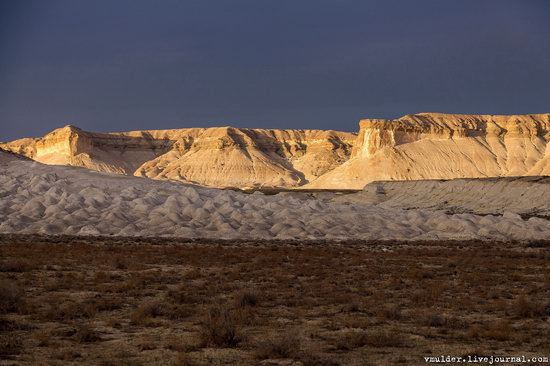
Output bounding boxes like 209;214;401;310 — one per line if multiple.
307;113;550;188
1;150;549;241
4;113;550;190
0;125;355;188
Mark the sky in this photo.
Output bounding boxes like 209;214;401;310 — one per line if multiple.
1;0;549;141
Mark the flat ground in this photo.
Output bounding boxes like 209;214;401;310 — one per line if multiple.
1;235;549;365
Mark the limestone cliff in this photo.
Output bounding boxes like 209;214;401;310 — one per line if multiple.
1;125;355;188
308;113;550;188
4;113;550;190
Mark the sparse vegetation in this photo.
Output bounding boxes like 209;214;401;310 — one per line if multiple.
255;333;301;359
199;304;244;347
0;280;24;313
0;234;548;364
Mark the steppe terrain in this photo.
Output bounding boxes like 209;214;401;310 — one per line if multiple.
1;235;549;365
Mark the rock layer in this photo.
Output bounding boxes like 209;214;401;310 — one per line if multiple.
308;113;550;188
1;126;355;188
3;113;550;189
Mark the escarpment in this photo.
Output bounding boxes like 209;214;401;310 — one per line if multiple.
308;113;550;189
3;113;550;189
1;125;355;188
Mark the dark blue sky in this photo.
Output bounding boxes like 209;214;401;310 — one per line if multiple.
1;0;549;140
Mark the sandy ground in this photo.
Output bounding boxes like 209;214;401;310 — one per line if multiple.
2;151;550;241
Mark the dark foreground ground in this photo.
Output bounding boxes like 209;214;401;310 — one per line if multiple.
0;235;549;366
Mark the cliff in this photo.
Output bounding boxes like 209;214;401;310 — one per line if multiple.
308;113;550;188
4;113;550;189
0;125;355;188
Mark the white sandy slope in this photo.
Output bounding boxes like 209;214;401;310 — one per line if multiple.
358;178;550;216
1;151;549;241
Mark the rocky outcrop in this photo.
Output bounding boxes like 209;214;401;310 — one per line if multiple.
4;113;550;189
308;113;550;188
1;125;176;174
1;125;355;188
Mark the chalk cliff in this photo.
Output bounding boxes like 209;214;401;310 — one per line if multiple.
3;113;549;189
307;113;550;188
0;126;355;188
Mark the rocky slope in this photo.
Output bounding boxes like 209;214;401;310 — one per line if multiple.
307;113;550;188
1;126;355;188
338;177;550;218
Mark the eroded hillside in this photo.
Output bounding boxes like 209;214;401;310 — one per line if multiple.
3;113;550;189
1;126;355;188
308;113;550;188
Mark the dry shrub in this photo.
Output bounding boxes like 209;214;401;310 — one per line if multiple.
137;335;157;351
33;328;51;347
111;255;128;270
165;285;201;305
255;333;301;359
414;308;468;329
166;285;189;304
52;348;82;361
164;335;200;353
379;304;402;320
0;334;22;356
334;330;368;350
235;289;259;308
45;300;97;321
340;315;370;330
468;321;512;341
199;305;243;347
131;299;193;325
0;280;24;313
92;296;123;312
0;258;33;272
343;300;363;313
366;330;405;348
174;352;198;366
75;323;101;343
299;352;341;366
130;300;165;325
514;296;550;318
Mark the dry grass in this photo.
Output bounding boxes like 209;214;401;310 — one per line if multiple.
199;304;244;347
0;280;24;314
254;332;301;359
0;234;548;365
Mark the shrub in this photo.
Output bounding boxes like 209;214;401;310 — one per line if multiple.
33;328;51;347
199;305;243;347
0;334;22;356
299;352;341;366
0;259;32;272
174;352;198;366
255;333;301;359
514;296;550;318
45;300;97;321
366;330;405;348
75;324;101;343
380;304;402;320
0;280;24;313
164;336;200;353
130;300;165;325
334;330;368;350
235;290;259;308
